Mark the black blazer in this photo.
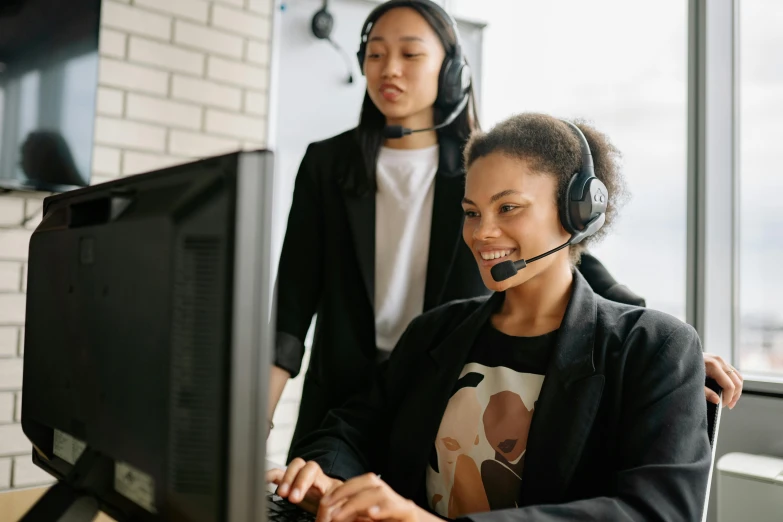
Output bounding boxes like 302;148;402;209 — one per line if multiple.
294;271;711;521
276;129;488;447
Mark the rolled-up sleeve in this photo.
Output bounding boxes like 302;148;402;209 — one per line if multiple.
274;144;324;378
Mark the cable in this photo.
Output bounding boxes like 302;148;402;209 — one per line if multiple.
311;1;354;84
327;37;354;84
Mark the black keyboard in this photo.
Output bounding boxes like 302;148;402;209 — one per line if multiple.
267;492;316;522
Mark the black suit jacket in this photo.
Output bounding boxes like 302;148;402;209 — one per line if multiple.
276;129;488;449
276;128;646;455
294;271;711;521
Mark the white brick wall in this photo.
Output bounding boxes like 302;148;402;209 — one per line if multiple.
99;59;169;95
99;28;127;59
122;152;189;176
214;0;244;7
134;0;210;23
247;0;272;16
0;459;10;490
174;20;244;58
0;392;14;422
0;198;24;227
0;230;34;260
245;90;267;116
212;5;270;39
247;40;269;66
0;0;274;490
96;87;125;117
95;116;168;152
126;93;202;130
0;424;29;457
102;2;172;40
0;328;18;358
13;456;55;488
0;262;21;293
205;109;266;141
0;295;26;325
0;359;23;391
128;36;206;76
92;145;123;176
207;56;268;89
23;200;43;231
171;75;242;110
169;130;240;157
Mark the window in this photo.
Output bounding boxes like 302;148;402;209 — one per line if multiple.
738;0;783;376
453;0;689;319
60;52;99;181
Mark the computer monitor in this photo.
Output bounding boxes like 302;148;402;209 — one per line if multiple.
20;150;276;522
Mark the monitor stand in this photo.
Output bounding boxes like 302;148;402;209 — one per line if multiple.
20;448;114;522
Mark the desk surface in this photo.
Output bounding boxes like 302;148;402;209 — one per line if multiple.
0;486;116;522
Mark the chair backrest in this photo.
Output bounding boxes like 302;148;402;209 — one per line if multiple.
702;378;724;522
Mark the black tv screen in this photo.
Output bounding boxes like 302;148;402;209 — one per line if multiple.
0;0;101;193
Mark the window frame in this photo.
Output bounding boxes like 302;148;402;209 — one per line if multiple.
690;0;783;390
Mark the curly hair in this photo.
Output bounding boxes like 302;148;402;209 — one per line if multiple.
463;113;629;263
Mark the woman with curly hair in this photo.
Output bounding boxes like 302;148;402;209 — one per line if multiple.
268;113;711;521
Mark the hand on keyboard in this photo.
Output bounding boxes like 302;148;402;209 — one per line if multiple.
267;492;317;522
319;473;422;522
266;458;344;517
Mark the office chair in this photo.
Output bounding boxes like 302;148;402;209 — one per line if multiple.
701;378;724;522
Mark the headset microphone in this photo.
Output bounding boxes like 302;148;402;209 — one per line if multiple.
383;94;470;139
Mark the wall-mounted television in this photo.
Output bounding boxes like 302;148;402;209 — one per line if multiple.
0;0;101;193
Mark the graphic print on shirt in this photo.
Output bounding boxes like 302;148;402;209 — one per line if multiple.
425;363;545;519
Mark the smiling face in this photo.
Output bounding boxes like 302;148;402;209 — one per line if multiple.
363;7;446;128
462;152;572;292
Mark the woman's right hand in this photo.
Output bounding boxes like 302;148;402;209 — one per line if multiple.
266;458;344;515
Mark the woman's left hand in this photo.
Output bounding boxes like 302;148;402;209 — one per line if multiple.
318;473;428;522
703;352;743;409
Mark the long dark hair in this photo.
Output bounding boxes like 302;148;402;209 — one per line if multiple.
344;0;481;196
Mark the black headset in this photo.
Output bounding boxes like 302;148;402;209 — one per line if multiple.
489;120;609;282
560;120;608;244
356;0;471;111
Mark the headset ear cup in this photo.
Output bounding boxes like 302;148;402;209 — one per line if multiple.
437;58;469;109
580;178;608;229
460;61;472;92
562;173;580;235
356;47;365;74
564;176;609;238
436;57;454;108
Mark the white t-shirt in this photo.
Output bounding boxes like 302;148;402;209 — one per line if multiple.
374;144;439;351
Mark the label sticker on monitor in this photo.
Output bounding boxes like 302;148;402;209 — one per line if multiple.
115;461;157;514
53;429;86;465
